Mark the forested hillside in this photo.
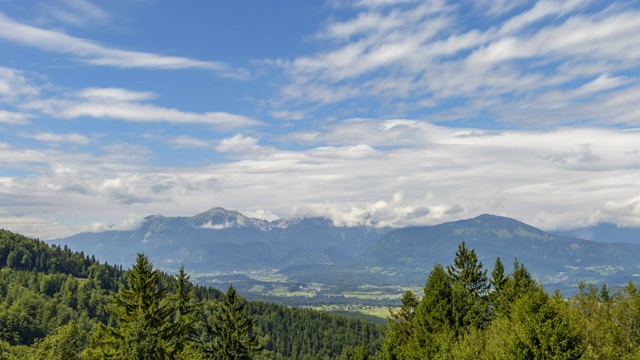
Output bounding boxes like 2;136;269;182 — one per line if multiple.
0;229;382;359
379;242;640;359
4;228;640;359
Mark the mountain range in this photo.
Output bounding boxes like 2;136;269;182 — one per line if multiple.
51;208;640;293
51;207;390;271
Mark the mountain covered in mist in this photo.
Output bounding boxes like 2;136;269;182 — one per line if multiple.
346;214;640;292
51;208;640;293
51;207;390;271
551;223;640;245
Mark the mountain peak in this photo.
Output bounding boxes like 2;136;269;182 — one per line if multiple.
197;207;240;216
471;214;530;228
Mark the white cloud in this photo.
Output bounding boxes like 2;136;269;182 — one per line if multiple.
82;214;146;234
22;87;262;129
273;1;640;127
77;87;157;102
307;144;381;160
0;66;40;103
167;135;213;149
198;220;235;230
0;110;30;124
472;0;524;17
1;1;640;241
497;0;587;35
21;132;90;145
570;74;630;97
2;119;640;239
271;110;306;120
43;0;112;28
0;12;245;77
216;134;273;156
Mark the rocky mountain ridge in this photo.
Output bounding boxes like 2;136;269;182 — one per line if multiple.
51;209;640;293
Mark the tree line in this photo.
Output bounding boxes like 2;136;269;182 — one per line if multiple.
0;229;382;359
4;228;640;359
380;242;640;359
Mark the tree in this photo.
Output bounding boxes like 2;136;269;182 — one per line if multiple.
103;253;173;359
30;321;82;360
500;258;536;313
168;266;200;358
340;345;370;360
503;287;585;359
381;290;419;360
205;285;261;359
408;264;455;358
446;242;489;330
489;257;507;313
446;242;488;298
490;257;506;293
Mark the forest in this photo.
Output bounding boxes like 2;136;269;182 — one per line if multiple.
1;228;640;359
0;229;381;359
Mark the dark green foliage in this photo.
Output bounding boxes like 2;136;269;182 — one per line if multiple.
490;257;506;294
0;229;383;359
381;242;589;359
0;230;98;276
500;258;537;312
500;287;585;359
102;253;173;359
16;227;640;359
340;345;370;360
167;266;200;357
446;241;488;298
381;290;418;359
248;301;383;359
29;321;83;360
204;285;261;359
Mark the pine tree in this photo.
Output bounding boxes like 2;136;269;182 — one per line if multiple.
490;257;507;313
205;285;261;359
504;287;585;359
381;290;418;359
446;242;489;331
168;266;200;358
500;258;537;311
408;264;455;357
446;242;488;298
491;257;506;293
103;253;173;359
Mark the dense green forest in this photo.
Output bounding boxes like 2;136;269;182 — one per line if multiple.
381;242;640;359
0;229;382;359
3;229;640;359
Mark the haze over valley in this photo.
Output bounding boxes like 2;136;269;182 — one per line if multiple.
51;207;640;301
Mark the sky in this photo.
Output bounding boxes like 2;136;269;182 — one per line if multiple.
1;0;639;240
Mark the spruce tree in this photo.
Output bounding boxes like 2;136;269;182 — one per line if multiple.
205;285;261;359
446;241;488;298
168;266;200;358
490;257;507;313
446;242;489;330
501;258;537;310
103;253;173;359
409;264;455;357
505;287;585;359
491;257;506;293
381;290;418;359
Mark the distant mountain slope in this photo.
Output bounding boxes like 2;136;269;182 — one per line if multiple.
351;214;640;292
52;210;640;294
51;208;391;271
552;223;640;245
1;229;384;358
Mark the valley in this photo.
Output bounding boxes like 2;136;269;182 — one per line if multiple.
50;207;640;306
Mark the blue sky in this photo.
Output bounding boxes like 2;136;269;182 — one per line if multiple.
1;0;639;239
